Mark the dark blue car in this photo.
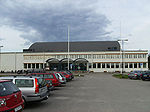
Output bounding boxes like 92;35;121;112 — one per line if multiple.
141;71;150;81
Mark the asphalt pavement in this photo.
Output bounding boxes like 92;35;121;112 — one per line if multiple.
24;73;150;112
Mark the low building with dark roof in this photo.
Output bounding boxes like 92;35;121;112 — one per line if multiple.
0;41;148;73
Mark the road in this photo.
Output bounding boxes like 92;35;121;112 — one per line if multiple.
24;73;150;112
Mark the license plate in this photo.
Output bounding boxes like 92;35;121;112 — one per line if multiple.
15;105;22;112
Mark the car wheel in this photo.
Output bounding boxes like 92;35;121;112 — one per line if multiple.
142;78;145;81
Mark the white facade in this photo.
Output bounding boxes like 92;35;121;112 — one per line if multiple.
0;50;148;72
1;52;23;72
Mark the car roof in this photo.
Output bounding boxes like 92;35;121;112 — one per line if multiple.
0;80;10;83
0;76;42;79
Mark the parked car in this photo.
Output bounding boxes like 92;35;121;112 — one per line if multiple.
58;72;71;82
128;71;143;79
54;72;67;84
29;73;61;87
29;73;54;91
0;76;49;105
141;71;150;81
65;71;74;80
0;80;24;112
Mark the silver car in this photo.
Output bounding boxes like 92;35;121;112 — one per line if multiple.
54;73;67;84
0;76;49;104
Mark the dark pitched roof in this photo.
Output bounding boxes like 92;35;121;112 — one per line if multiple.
23;41;120;53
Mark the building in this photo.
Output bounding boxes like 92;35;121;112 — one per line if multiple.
0;41;148;72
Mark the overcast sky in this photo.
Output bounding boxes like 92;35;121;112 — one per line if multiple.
0;0;149;52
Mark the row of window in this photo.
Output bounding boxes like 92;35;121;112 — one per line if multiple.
56;54;147;59
24;54;147;60
24;62;147;69
89;63;147;69
24;63;45;69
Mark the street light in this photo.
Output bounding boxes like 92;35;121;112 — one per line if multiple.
117;39;128;74
0;46;3;72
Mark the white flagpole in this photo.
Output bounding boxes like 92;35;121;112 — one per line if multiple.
68;26;70;71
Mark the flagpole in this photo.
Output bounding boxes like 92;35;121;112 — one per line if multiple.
68;26;70;71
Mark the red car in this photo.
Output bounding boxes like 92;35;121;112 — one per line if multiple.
0;80;24;112
29;73;61;87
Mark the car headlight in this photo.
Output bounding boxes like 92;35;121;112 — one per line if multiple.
0;99;6;107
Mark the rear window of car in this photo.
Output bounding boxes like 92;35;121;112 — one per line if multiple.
37;78;47;88
0;81;20;96
15;79;34;87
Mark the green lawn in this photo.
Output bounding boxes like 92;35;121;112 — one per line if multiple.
113;74;128;79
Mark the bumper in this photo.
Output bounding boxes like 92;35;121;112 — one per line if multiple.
53;82;61;87
26;92;49;102
1;102;24;112
48;86;54;91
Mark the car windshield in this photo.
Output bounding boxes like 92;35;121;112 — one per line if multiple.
54;74;59;79
15;79;34;87
59;73;65;77
0;81;20;96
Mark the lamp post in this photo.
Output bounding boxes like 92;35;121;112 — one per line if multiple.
117;39;128;75
0;46;3;72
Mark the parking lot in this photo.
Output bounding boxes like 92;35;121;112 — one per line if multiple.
24;73;150;112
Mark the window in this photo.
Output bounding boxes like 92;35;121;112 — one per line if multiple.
129;63;133;68
36;63;39;69
93;63;96;68
44;74;54;79
139;63;141;68
125;63;128;68
116;63;119;68
32;63;35;68
134;55;137;58
40;63;43;69
134;63;137;68
106;63;110;68
143;63;147;68
0;82;20;96
138;54;142;58
24;64;27;69
129;55;132;58
88;55;91;59
98;63;101;68
102;63;105;68
93;55;97;59
111;63;114;68
15;79;34;87
89;63;92;68
28;64;31;68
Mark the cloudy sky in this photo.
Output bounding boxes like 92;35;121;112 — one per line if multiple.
0;0;149;52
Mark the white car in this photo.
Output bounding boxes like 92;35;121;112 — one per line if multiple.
54;73;66;84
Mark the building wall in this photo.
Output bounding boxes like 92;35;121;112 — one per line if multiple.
0;51;148;72
23;50;148;72
1;52;23;72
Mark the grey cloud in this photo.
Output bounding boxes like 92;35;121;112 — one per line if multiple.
0;0;112;43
